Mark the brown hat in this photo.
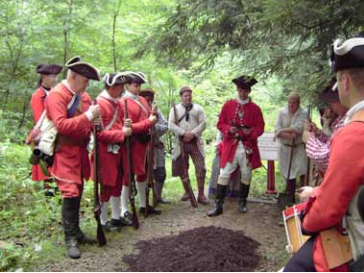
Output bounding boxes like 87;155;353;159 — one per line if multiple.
321;78;339;102
36;64;62;75
232;75;258;90
65;56;100;81
103;72;133;86
140;89;155;97
179;85;193;95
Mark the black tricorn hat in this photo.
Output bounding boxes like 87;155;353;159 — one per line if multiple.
36;64;62;75
331;37;364;72
103;72;133;87
140;88;155;97
65;56;100;81
128;71;147;84
321;78;339;102
232;75;258;90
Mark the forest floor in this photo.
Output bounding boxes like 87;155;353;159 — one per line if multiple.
33;196;289;272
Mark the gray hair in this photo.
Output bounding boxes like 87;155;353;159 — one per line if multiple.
287;92;300;102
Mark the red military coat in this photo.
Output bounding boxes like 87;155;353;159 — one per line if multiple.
301;120;364;271
45;83;92;184
120;95;152;183
30;87;51;181
217;99;265;170
90;93;125;188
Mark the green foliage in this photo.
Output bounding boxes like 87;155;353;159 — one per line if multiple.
0;110;30;144
0;1;341;270
0;138;105;271
0;128;287;271
150;0;364;100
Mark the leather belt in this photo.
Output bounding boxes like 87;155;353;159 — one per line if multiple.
235;135;245;141
56;135;89;147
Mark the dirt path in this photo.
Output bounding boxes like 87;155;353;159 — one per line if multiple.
35;198;289;272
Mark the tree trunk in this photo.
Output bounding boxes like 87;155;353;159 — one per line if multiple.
18;95;31;129
63;0;73;79
112;0;122;72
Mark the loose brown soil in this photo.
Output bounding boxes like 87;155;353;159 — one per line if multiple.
123;226;261;272
34;197;289;272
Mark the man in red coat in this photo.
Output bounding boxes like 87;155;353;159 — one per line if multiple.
30;63;62;196
119;72;160;220
208;76;265;217
284;37;364;272
140;89;169;205
91;72;132;231
45;56;100;259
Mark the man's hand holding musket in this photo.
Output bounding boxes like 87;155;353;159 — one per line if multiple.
92;107;106;247
123;118;132;136
149;104;158;125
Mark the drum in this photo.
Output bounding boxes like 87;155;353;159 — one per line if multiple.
282;203;310;254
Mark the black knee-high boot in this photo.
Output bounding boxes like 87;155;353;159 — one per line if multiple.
207;184;227;217
62;197;81;259
286;179;296;203
238;184;250;213
74;196;96;245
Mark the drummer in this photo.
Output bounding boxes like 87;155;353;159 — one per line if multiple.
283;37;364;272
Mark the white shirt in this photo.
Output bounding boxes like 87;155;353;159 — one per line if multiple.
168;103;206;160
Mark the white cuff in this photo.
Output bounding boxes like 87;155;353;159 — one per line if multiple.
85;109;94;121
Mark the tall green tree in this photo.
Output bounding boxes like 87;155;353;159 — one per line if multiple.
147;0;364;99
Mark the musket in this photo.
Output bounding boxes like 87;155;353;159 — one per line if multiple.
304;105;312;186
92;99;107;246
172;100;198;208
124;99;139;229
145;126;158;215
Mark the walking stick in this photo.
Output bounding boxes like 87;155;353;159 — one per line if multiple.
304;105;312;186
172;101;198;208
277;137;296;210
286;138;296;188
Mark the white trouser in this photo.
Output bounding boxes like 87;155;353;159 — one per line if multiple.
218;141;252;186
100;202;108;225
136;181;147;208
120;181;147;216
110;196;121;220
120;186;129;216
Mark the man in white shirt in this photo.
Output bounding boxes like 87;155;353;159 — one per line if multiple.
168;86;209;205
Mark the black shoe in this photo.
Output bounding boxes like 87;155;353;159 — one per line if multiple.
149;206;162;215
139;206;162;215
105;219;124;232
77;234;97;244
45;189;55;197
119;217;133;227
139;207;146;214
207;206;223;217
123;211;133;221
66;238;81;259
238;201;247;213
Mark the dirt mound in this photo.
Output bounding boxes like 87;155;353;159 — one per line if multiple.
123;226;261;272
